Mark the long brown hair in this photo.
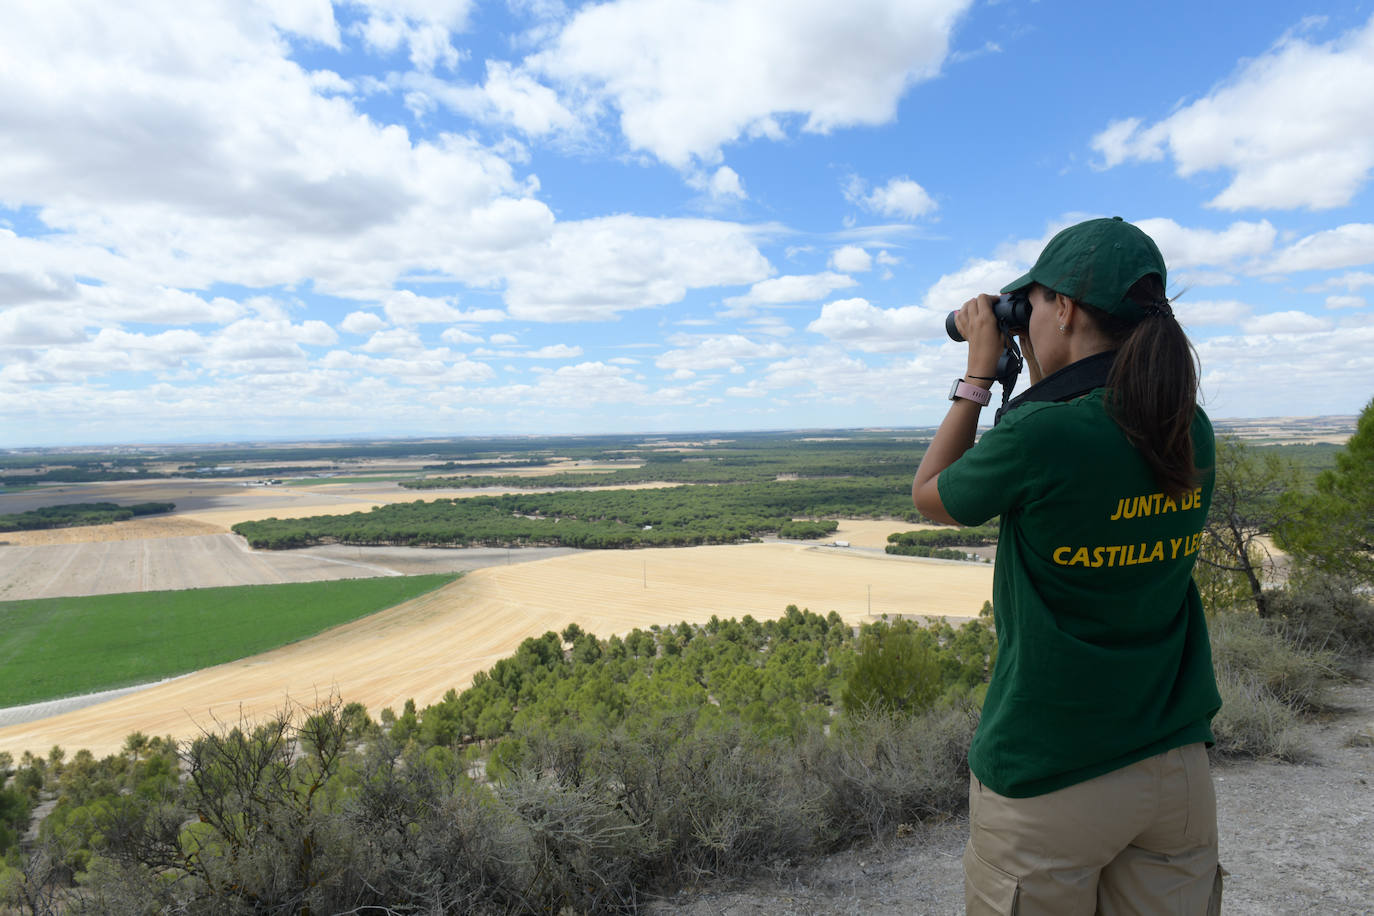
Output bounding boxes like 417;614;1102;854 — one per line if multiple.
1077;274;1201;498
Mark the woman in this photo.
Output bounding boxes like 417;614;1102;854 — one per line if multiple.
912;217;1223;915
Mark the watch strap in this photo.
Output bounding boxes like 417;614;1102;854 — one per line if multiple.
950;379;992;406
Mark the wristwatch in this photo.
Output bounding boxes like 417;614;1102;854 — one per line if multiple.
949;378;992;406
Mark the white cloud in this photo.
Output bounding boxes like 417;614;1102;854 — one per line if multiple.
806;297;944;352
1243;310;1333;334
1309;270;1374;292
846;175;937;220
0;307;90;347
1133;219;1277;269
1092;15;1374;210
502;216;771;321
1325;295;1367;310
1196;324;1374;416
489;333;518;345
0;2;556;298
409;60;580;136
352;0;473;72
921;259;1021;311
655;334;790;374
440;327;483;344
360;327;425;354
525;343;583;358
1171;299;1252;327
723;272;857;313
534;0;973;167
341;311;389;335
1263;224;1374;274
382;290;464;325
709;166;746;200
830;245;873;273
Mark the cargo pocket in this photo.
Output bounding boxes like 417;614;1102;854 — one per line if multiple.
1205;863;1226;916
964;843;1020;915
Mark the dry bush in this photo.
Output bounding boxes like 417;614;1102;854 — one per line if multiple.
800;703;975;847
1264;573;1374;665
1209;611;1337;712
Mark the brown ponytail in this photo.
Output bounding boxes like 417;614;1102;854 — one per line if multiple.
1078;275;1201;498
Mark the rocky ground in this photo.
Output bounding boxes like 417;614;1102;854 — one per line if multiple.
648;666;1374;916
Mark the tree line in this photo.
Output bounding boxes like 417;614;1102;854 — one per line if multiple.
0;502;174;532
231;478;917;550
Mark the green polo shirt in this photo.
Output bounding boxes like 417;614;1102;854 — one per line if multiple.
938;389;1220;798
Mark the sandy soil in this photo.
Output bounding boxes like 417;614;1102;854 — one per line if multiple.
821;519;943;550
0;516;225;546
0;542;990;759
648;668;1374;915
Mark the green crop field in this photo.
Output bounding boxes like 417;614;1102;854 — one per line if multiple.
0;573;459;707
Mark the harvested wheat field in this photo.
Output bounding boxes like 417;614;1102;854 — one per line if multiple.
0;534;410;601
0;542;991;758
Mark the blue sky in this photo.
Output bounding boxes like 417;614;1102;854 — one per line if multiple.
2;0;1372;447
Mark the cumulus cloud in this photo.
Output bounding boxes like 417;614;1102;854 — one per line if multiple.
1243;310;1334;334
0;1;555;297
502;216;771;321
1133;219;1277;269
723;272;858;314
1091;15;1374;210
1262;223;1374;274
830;245;873;273
710;166;746;200
341;311;389;335
655;334;790;375
360;327;425;354
1309;270;1374;292
846;176;937;220
921;259;1021;311
382;290;464;325
1325;295;1366;310
440;327;483;344
534;0;973;168
1171;299;1252;327
806;298;945;352
352;0;472;72
407;60;580;135
0;307;91;347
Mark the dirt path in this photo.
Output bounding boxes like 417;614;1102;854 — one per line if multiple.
0;542;989;759
647;669;1374;915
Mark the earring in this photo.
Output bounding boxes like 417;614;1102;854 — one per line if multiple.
1058;324;1067;334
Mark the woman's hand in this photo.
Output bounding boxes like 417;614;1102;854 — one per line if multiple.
953;293;1002;384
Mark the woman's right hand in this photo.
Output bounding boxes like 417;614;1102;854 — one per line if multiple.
953;294;1002;384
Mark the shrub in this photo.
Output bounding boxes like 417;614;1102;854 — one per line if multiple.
1210;665;1305;762
1265;571;1374;663
801;703;976;846
1209;611;1337;712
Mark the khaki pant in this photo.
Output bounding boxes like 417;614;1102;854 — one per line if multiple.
965;743;1224;915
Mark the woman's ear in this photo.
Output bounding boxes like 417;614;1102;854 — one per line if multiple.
1055;293;1076;332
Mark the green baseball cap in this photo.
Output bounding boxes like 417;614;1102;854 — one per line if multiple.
1001;216;1166;323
